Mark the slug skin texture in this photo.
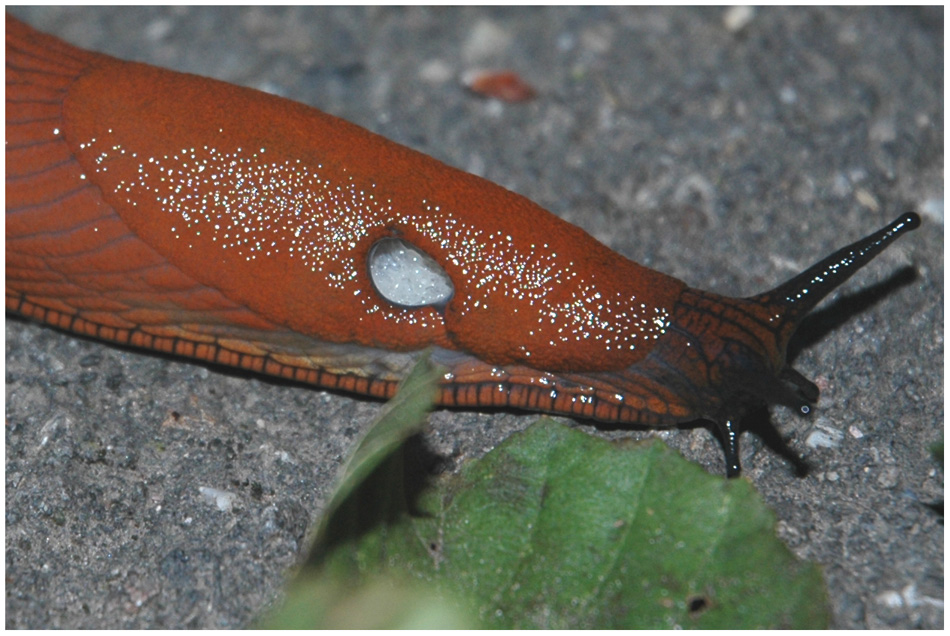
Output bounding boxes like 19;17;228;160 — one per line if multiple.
5;15;919;474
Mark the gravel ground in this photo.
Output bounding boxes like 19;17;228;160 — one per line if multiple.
5;6;943;629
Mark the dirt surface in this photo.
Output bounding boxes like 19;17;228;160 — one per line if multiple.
5;6;943;629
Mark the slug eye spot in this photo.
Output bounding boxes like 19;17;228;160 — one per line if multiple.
368;238;454;309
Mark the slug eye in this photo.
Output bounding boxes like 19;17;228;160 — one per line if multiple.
368;238;454;309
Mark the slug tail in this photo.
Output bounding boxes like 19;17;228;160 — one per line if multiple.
751;212;920;324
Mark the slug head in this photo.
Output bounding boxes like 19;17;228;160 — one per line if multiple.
663;213;920;476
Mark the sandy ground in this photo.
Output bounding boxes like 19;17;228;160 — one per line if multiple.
6;6;942;628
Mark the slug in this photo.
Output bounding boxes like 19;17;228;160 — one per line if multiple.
5;15;920;476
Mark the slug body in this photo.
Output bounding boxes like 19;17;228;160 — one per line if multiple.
6;16;919;475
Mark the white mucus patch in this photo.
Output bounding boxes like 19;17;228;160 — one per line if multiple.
369;238;454;308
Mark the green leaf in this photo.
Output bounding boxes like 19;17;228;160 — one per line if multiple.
308;353;443;554
260;574;475;629
316;419;829;629
258;355;480;629
264;359;829;629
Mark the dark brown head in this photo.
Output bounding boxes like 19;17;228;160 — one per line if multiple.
660;213;920;475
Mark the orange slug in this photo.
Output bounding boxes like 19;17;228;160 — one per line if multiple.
5;15;920;476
